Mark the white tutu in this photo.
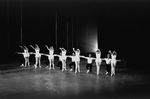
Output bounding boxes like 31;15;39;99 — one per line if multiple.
95;58;102;63
35;53;41;57
48;55;54;60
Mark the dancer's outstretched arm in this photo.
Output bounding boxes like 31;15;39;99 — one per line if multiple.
29;52;35;55
30;45;35;50
80;55;87;59
15;52;23;54
54;54;60;57
66;55;73;58
91;57;96;60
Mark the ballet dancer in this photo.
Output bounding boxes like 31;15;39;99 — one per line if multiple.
102;53;111;75
54;51;66;71
67;53;76;71
80;54;96;73
59;47;67;71
95;49;102;75
73;48;81;74
30;44;42;69
109;50;120;76
16;46;30;67
45;45;55;70
55;52;63;70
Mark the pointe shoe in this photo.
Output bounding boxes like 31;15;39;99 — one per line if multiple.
111;73;114;76
105;71;108;75
86;70;89;73
20;64;24;67
46;66;49;69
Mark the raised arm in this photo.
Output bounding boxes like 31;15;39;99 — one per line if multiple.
59;47;63;51
19;46;24;50
30;45;35;50
24;46;28;50
113;51;117;56
35;44;40;49
62;48;66;51
73;48;76;53
45;45;50;50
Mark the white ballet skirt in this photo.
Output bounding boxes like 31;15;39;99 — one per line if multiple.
71;56;76;62
61;55;67;60
111;59;116;64
48;55;54;60
111;55;117;64
23;53;29;58
95;58;102;63
35;53;41;57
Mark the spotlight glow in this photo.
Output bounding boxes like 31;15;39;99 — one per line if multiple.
93;42;98;52
79;24;98;53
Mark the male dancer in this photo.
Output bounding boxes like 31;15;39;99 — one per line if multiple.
67;53;76;71
30;44;42;69
73;48;81;74
95;49;102;75
102;53;111;75
16;46;30;67
55;52;63;70
80;54;95;73
45;45;55;70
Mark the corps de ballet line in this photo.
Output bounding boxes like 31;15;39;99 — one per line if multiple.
16;44;120;76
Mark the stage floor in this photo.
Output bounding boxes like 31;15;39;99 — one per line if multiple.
0;61;150;99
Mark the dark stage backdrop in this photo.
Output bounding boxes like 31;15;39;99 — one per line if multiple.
0;0;149;65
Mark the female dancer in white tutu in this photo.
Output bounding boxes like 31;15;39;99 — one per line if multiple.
73;48;81;74
30;44;42;69
16;46;30;67
45;45;55;70
95;49;102;75
54;48;67;72
59;47;67;71
109;50;118;76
